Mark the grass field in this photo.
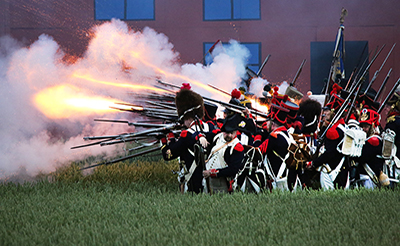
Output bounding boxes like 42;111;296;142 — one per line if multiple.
1;158;399;245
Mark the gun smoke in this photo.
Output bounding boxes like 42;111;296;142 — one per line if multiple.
0;19;269;181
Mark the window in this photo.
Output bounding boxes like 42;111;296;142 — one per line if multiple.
203;42;261;72
310;41;368;93
204;0;260;21
95;0;155;20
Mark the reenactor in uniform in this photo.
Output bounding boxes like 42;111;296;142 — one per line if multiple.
385;92;400;160
225;88;257;146
354;108;389;188
257;103;291;190
161;85;210;194
201;114;246;194
308;113;348;190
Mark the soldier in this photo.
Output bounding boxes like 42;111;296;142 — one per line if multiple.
201;113;246;194
354;108;389;188
224;88;257;146
385;92;400;160
161;85;210;194
307;113;348;190
383;91;400;186
257;103;291;190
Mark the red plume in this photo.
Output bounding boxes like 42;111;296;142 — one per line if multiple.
231;89;241;99
181;83;191;90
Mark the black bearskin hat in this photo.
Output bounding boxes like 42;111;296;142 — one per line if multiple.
175;88;204;121
298;99;322;134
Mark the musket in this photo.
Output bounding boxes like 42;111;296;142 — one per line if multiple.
207;84;231;96
374;68;392;101
110;106;177;116
80;146;162;171
256;54;271;77
364;43;396;94
202;96;270;118
99;123;182;146
351;45;383;92
145;101;177;110
378;77;400;114
344;42;368;90
199;39;221;64
347;48;375;92
318;44;385;145
290;59;307;87
94;119;173;128
156;79;181;89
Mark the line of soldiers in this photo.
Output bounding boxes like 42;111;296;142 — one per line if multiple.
160;82;400;194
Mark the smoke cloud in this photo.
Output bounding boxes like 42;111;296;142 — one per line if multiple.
0;19;253;181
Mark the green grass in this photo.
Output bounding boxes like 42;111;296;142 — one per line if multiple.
1;159;399;245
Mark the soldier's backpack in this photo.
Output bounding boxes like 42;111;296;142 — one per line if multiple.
284;133;312;170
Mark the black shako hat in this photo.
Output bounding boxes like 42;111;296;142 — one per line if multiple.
268;103;290;125
220;114;246;132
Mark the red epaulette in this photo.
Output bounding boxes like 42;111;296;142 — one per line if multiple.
237;131;242;135
367;136;380;147
180;130;188;138
234;143;244;152
326;127;340;140
212;129;221;134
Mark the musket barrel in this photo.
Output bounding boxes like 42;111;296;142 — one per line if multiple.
364;43;395;94
80;146;162;170
291;59;307;86
256;54;271;76
378;77;400;113
375;68;392;101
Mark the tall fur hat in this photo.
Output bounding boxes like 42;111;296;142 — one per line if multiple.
175;87;204;121
298;99;322;134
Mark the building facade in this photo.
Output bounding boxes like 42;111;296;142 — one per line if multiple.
1;0;400;94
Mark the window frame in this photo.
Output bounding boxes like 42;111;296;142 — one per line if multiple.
203;0;261;21
203;41;261;72
94;0;155;21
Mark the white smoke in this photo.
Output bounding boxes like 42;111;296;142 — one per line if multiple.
0;19;253;180
249;77;270;98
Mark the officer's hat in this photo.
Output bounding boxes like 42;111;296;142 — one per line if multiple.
359;108;381;126
220;114;246;132
175;85;204;121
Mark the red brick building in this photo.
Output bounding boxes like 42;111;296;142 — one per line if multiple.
1;0;400;94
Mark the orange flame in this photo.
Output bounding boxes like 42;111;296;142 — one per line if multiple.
33;84;127;119
249;98;270;115
72;73;170;93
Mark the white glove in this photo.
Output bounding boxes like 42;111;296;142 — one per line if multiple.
199;136;209;148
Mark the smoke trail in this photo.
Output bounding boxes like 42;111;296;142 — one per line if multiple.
0;19;252;181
